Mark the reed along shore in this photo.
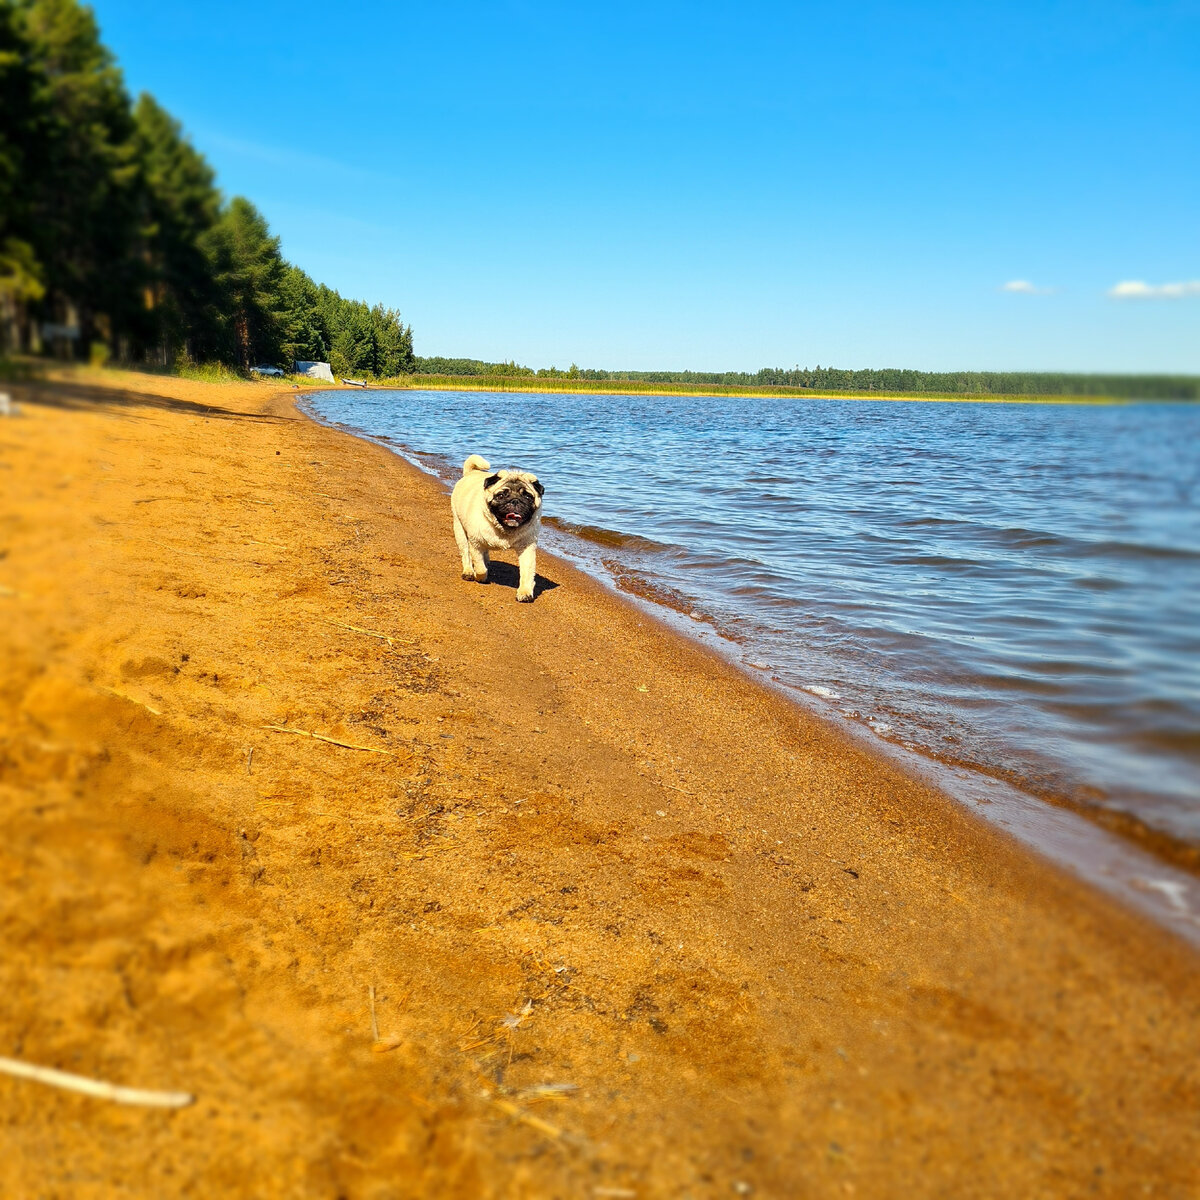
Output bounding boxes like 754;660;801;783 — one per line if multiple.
384;373;1127;403
2;368;1198;1198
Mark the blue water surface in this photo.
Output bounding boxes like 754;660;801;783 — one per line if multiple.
308;390;1200;844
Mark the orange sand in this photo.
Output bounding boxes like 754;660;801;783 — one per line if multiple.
0;369;1197;1198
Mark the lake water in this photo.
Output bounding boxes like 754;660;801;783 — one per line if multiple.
307;389;1200;856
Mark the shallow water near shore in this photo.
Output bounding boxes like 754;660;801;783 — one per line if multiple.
307;389;1200;859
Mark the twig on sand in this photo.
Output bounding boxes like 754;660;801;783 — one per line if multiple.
490;1096;563;1139
246;746;255;775
0;1055;194;1108
516;1082;580;1104
658;780;694;796
367;985;405;1051
261;725;394;755
323;618;415;647
100;687;162;716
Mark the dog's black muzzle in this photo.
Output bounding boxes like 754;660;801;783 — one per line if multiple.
489;489;535;529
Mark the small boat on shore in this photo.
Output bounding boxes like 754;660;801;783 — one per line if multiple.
341;378;367;388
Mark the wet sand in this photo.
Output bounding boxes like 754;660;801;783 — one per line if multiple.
1;369;1197;1198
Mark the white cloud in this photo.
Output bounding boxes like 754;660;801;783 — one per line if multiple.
1000;280;1052;294
1108;279;1200;299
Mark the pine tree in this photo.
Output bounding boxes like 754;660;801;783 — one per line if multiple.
371;304;414;377
200;197;285;368
132;93;222;364
277;265;329;365
14;0;141;356
0;0;46;350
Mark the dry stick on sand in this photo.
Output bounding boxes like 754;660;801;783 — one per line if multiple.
0;1055;194;1108
323;618;415;647
655;778;695;797
490;1096;563;1140
367;984;403;1052
261;725;394;755
100;686;162;717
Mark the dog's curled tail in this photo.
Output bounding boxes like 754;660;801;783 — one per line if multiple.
462;454;491;476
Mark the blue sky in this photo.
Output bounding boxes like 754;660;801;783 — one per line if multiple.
94;1;1198;372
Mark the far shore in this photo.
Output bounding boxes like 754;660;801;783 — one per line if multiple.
351;373;1133;404
2;367;1197;1195
0;359;1142;403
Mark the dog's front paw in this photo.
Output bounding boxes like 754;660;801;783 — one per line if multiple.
473;571;489;583
515;589;534;603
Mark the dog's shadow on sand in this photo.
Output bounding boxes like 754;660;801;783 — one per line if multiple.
486;561;559;598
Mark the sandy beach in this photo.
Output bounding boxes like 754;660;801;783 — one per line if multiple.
1;369;1197;1198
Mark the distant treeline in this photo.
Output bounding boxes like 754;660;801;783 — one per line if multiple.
414;357;534;377
414;358;1199;400
0;0;412;378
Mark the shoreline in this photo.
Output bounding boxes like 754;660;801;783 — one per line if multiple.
2;360;1145;403
308;400;1200;942
369;376;1134;404
3;370;1199;1195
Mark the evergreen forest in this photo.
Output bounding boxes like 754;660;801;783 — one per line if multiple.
0;0;413;377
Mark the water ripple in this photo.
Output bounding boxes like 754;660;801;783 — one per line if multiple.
310;389;1200;847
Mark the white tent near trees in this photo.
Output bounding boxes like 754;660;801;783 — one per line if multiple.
294;361;334;382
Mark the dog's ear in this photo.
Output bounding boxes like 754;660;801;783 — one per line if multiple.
531;478;544;497
484;473;502;489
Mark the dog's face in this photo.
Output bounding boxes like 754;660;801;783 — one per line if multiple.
484;471;544;530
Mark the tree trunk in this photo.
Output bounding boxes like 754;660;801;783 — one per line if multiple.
235;311;250;368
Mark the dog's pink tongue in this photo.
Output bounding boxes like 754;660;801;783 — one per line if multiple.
503;513;522;526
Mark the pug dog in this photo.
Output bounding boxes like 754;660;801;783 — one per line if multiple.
450;455;545;602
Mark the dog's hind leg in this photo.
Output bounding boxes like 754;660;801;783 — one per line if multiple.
451;511;484;580
515;543;536;602
453;513;475;579
471;547;490;583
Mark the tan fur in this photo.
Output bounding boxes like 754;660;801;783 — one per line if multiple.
450;455;543;602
